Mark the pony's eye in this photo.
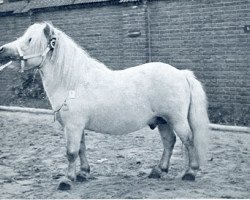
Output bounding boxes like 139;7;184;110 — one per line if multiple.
28;38;32;43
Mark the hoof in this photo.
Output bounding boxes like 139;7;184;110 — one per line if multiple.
58;178;72;190
148;166;162;179
76;172;88;182
182;173;195;181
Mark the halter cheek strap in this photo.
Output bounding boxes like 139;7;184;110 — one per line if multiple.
16;44;25;72
16;38;55;72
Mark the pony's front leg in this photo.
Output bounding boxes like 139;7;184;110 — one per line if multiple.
58;125;83;190
76;130;91;182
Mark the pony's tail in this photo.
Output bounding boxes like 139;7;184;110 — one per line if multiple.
183;70;209;167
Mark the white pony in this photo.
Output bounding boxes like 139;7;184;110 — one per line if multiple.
0;22;209;190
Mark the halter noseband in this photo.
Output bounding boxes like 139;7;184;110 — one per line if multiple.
16;38;56;72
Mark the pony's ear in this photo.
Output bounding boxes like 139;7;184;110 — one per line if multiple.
43;23;55;40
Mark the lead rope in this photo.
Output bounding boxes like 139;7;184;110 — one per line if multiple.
53;99;69;122
0;61;12;72
32;68;39;83
53;102;65;122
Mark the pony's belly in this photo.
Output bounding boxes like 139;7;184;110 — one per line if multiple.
87;117;148;135
87;121;145;135
86;109;151;135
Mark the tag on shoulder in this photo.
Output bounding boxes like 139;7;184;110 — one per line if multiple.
69;90;76;99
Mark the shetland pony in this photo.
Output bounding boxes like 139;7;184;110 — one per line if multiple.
0;22;209;190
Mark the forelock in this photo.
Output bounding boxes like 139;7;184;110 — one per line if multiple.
23;23;45;38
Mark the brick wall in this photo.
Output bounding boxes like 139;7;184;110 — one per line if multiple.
148;0;250;125
0;0;249;125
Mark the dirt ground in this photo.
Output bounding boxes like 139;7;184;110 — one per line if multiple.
0;111;249;199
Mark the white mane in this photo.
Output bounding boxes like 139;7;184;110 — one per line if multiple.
52;26;108;89
30;23;108;90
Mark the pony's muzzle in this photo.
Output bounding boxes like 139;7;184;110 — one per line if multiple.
0;45;9;65
0;46;9;59
0;45;17;60
0;45;8;55
0;44;21;72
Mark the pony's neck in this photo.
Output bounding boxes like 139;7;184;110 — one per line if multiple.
39;31;110;110
40;57;110;111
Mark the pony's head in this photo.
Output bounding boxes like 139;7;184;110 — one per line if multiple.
0;22;107;90
0;22;57;72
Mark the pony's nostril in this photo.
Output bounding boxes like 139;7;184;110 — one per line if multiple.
0;47;4;53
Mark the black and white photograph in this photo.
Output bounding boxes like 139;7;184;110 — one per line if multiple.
0;0;249;199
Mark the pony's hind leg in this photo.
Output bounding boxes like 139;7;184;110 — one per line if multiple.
58;125;83;190
76;131;91;182
172;120;199;181
149;123;176;178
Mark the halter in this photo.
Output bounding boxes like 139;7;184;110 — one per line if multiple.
16;38;56;72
